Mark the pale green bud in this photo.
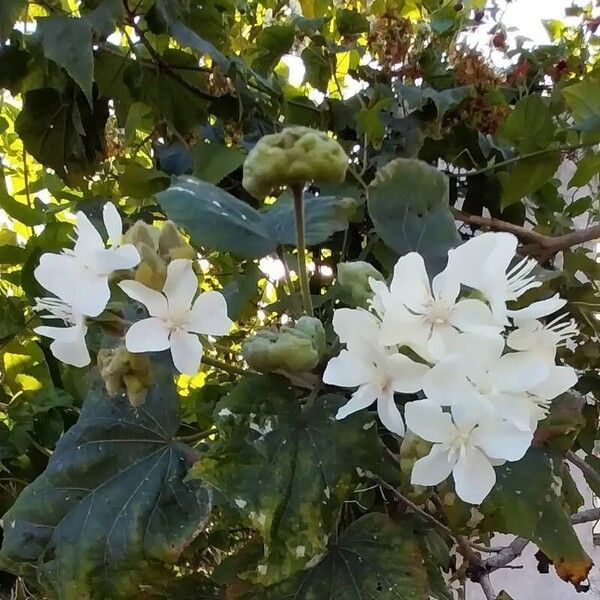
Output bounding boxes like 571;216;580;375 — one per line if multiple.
337;261;384;308
242;126;349;198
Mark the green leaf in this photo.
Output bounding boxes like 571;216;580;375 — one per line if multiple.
194;376;381;584
0;294;25;343
257;513;430;599
563;79;600;135
253;25;295;74
156;176;276;259
499;95;555;153
367;158;459;274
263;193;361;246
568;153;600;188
0;369;211;599
498;151;561;209
301;43;332;92
37;16;94;104
15;87;104;180
0;44;30;94
481;447;592;586
396;84;475;119
84;0;124;36
0;0;25;41
118;164;170;199
170;20;229;71
0;190;46;227
336;8;370;35
356;98;393;145
192;141;245;184
0;244;28;265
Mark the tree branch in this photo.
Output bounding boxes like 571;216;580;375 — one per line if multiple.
566;450;600;489
478;574;497;600
122;2;218;102
452;207;600;259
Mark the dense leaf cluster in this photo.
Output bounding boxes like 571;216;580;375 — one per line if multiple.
1;0;600;598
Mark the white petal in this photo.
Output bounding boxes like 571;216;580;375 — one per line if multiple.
405;400;454;442
163;259;198;314
432;267;460;305
423;364;476;407
472;420;533;461
493;394;538;431
530;365;578;400
411;445;455;486
170;329;203;375
106;244;140;271
125;318;171;352
36;324;90;368
455;333;504;380
188;291;232;336
450;299;501;335
323;350;373;388
492;352;549;393
427;323;460;359
376;389;405;436
35;254;108;317
333;308;379;348
385;353;429;393
390;253;431;312
369;278;391;317
336;384;378;420
447;232;516;290
453;446;496;504
379;310;429;349
73;211;104;257
118;280;168;317
508;294;566;322
103;203;123;246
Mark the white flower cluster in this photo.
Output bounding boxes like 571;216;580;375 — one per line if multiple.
34;204;232;375
323;232;578;504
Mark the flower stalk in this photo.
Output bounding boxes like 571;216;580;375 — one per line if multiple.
291;183;313;317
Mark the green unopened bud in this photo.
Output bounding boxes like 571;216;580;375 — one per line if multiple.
135;242;167;290
242;317;326;373
158;221;196;261
242;126;349;198
123;220;160;252
97;346;153;407
337;261;385;308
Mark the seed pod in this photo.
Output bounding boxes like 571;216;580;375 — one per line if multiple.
242;126;348;198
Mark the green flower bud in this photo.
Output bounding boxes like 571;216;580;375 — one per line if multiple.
337;261;385;308
123;220;160;252
135;242;167;290
97;346;153;407
242;317;326;373
242;126;349;198
158;221;197;261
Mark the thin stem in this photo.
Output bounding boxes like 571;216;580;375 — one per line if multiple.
176;429;215;444
478;574;496;600
202;355;249;377
291;184;313;316
566;450;600;488
276;245;295;296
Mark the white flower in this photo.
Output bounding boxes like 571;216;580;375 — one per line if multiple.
445;232;563;325
423;333;550;431
34;204;140;317
507;312;578;362
33;297;90;368
405;400;532;504
119;259;232;375
323;308;429;436
370;253;500;356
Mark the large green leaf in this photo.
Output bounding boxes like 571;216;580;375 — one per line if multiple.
367;158;459;274
192;141;245;184
0;294;25;343
0;369;212;599
156;176;359;258
37;16;94;104
156;176;276;259
255;513;430;599
15;87;106;180
0;190;46;227
568;153;600;188
263;193;361;246
193;376;381;584
498;151;561;209
396;84;475;119
336;8;370;34
252;25;295;74
481;447;592;586
563;79;600;137
499;95;555;153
